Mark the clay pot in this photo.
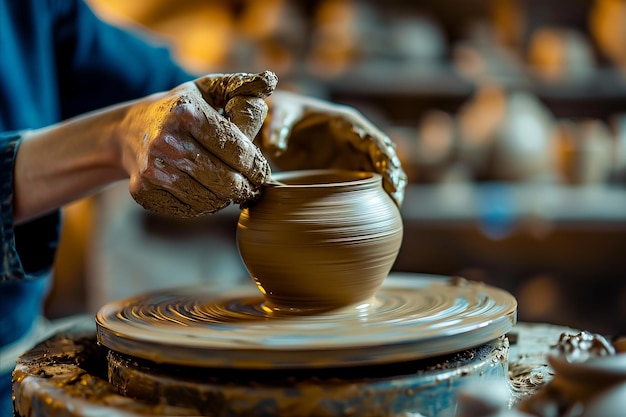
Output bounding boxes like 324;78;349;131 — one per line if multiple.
237;169;403;311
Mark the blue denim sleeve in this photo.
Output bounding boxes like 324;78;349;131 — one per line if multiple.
0;130;60;282
55;0;195;119
0;129;56;356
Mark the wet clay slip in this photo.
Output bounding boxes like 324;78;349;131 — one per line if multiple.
237;169;404;311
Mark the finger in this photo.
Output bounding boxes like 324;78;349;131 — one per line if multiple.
386;167;408;207
225;96;268;141
169;93;271;186
176;144;263;205
131;187;224;218
329;114;408;207
372;143;407;207
147;125;265;205
194;71;278;109
130;151;262;217
361;135;407;207
130;168;227;217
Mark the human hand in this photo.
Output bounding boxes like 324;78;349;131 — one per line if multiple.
119;71;277;217
258;91;407;206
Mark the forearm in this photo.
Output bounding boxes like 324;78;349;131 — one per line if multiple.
11;71;281;223
13;102;132;224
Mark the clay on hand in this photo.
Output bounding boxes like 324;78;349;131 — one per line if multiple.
257;90;407;206
123;71;277;217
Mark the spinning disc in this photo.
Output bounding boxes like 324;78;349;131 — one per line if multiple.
96;273;517;369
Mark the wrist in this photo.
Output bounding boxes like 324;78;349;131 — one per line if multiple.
13;103;134;223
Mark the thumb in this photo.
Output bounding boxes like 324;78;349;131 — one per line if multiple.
194;71;278;109
225;96;268;141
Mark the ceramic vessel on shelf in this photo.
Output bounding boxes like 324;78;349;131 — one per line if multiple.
237;169;403;312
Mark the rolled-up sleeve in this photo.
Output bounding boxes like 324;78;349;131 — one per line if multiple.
0;131;59;282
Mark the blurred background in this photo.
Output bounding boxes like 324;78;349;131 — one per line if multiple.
48;0;626;335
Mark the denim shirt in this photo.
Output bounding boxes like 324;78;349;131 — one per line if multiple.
0;0;192;411
0;0;193;415
0;131;59;347
0;0;192;342
0;133;25;281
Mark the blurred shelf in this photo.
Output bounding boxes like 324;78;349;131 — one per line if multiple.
400;182;626;226
312;63;626;122
324;63;476;97
394;183;626;334
395;183;626;287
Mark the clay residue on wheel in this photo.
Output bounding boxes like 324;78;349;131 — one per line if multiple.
12;333;205;416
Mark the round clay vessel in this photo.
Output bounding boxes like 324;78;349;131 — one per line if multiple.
237;169;403;311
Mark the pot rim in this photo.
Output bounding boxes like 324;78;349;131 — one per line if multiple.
268;169;380;188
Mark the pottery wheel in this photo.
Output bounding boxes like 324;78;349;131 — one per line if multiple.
96;273;517;369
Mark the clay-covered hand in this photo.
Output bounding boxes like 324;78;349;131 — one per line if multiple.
119;71;277;217
258;90;407;206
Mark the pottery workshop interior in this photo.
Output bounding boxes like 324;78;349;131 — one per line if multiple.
50;0;626;338
7;0;626;416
